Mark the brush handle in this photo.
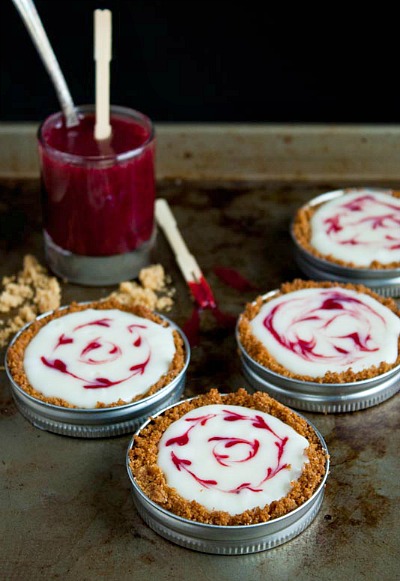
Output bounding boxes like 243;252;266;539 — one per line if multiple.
155;198;203;282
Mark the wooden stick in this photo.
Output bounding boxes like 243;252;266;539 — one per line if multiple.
94;9;112;140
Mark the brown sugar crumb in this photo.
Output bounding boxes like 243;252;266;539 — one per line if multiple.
0;282;33;311
109;282;159;310
139;264;166;291
0;255;61;347
108;264;175;312
292;190;400;270
237;279;400;384
129;388;328;526
6;298;186;409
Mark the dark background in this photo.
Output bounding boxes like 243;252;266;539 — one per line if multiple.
1;0;400;124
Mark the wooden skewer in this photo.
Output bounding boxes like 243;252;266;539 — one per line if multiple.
94;9;112;141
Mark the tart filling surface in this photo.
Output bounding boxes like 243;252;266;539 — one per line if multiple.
158;404;309;514
130;389;327;526
310;190;400;267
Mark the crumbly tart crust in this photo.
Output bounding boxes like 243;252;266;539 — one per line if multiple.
6;298;186;409
238;279;400;384
292;190;400;270
129;388;328;526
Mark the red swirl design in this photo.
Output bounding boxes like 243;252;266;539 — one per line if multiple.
263;290;381;363
40;318;151;389
165;409;289;494
323;194;400;249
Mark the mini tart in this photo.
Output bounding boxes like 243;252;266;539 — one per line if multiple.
128;388;328;526
6;298;186;409
292;189;400;270
237;280;400;384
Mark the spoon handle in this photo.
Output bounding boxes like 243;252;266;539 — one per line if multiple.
12;0;79;127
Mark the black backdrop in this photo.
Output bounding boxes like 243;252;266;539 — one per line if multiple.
1;0;400;124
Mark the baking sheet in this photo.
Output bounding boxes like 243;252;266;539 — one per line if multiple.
0;176;399;580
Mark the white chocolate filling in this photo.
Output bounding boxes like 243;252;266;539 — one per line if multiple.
310;189;400;266
250;287;400;378
157;404;309;515
23;309;176;408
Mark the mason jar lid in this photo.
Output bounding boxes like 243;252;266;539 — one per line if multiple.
5;305;190;438
126;395;329;554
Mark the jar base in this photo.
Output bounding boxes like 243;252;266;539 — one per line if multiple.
44;229;157;286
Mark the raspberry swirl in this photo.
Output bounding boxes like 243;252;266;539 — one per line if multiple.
157;404;309;514
23;309;176;407
250;287;400;378
310;190;400;266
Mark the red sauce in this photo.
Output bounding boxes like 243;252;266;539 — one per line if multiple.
38;109;155;256
213;266;258;292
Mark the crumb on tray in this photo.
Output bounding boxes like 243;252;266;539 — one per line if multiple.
108;264;175;312
0;255;61;347
0;258;175;348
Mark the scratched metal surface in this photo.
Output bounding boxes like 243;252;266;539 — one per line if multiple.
0;178;399;581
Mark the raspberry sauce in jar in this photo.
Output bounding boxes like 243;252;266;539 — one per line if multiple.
38;105;155;258
37;105;156;285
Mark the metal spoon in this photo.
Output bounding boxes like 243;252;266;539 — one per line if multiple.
11;0;79;127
